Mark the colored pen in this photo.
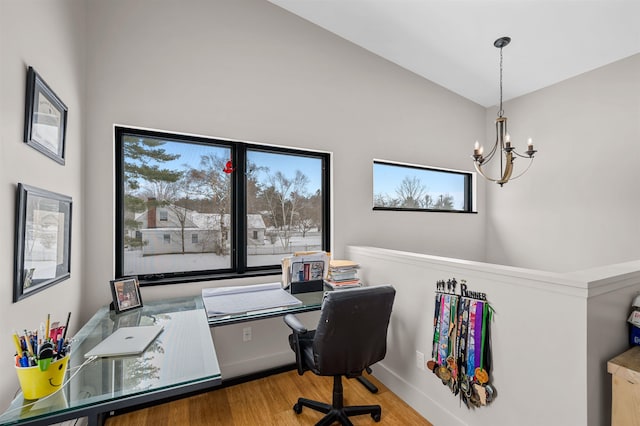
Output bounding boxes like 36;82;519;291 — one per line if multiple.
39;322;45;345
45;314;50;343
23;330;34;357
62;312;71;341
12;332;22;354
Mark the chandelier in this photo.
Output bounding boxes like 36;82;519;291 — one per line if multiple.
472;36;537;186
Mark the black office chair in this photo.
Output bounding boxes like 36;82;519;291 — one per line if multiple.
284;285;396;425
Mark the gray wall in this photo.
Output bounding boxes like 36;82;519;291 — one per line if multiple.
83;0;487;318
485;53;640;272
0;0;86;407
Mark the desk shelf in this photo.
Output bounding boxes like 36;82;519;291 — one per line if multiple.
207;290;325;327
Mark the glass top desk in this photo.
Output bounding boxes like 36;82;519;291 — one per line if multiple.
207;290;325;327
0;296;221;426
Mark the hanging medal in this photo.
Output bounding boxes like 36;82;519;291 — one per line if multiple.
445;295;458;391
428;279;497;408
438;294;451;364
466;299;478;378
432;293;442;362
473;301;488;384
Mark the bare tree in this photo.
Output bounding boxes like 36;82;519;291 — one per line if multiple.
262;170;310;250
395;176;427;208
183;154;232;255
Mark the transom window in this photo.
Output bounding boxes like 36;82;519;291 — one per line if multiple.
373;160;474;213
115;126;330;284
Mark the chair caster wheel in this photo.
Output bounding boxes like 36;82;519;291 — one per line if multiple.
372;413;381;422
293;403;302;414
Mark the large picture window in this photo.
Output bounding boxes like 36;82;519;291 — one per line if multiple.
373;160;473;213
115;127;330;284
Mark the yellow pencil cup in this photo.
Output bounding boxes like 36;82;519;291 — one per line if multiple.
15;355;69;400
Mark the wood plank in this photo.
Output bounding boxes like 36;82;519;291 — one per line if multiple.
105;370;432;425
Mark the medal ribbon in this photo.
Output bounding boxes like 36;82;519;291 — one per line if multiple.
438;295;451;363
466;299;477;377
482;304;493;373
432;293;442;360
448;295;458;357
449;295;458;378
474;301;484;370
458;298;470;377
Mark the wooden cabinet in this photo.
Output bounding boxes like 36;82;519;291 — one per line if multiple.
608;346;640;426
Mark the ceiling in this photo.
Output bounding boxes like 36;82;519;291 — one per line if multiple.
267;0;640;107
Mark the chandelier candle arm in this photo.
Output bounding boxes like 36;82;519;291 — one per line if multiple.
471;36;538;187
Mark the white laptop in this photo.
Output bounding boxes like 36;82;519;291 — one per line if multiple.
84;325;164;358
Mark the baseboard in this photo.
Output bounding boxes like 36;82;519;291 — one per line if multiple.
372;362;467;426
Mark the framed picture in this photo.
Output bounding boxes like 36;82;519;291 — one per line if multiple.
110;277;143;313
14;184;72;302
24;66;68;165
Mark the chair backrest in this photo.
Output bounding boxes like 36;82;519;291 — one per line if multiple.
312;285;396;378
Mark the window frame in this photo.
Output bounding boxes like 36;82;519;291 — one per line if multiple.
372;160;475;213
115;126;331;285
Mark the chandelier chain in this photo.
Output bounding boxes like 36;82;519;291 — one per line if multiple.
498;47;504;117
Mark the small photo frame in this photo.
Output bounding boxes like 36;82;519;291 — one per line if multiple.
24;66;68;165
110;277;143;313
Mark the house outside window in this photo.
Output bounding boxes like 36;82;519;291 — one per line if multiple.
115;126;331;284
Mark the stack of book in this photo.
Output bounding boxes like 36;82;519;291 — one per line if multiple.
325;259;362;289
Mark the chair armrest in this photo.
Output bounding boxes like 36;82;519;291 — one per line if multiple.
284;314;309;376
284;314;307;334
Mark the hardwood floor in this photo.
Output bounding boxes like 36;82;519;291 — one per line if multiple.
105;369;432;425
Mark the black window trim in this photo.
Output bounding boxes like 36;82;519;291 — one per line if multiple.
115;126;331;286
372;159;475;213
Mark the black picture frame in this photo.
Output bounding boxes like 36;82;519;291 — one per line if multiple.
14;184;72;302
24;66;68;165
110;277;143;314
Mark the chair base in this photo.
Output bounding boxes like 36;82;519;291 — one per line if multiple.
293;375;381;425
356;376;378;393
294;398;381;426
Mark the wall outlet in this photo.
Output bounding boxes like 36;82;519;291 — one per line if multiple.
416;350;425;370
243;327;252;342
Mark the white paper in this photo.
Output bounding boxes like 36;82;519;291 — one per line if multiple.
202;282;301;317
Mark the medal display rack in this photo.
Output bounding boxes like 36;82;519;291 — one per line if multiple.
429;278;496;409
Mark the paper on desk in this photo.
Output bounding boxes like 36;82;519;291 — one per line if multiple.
202;282;302;317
